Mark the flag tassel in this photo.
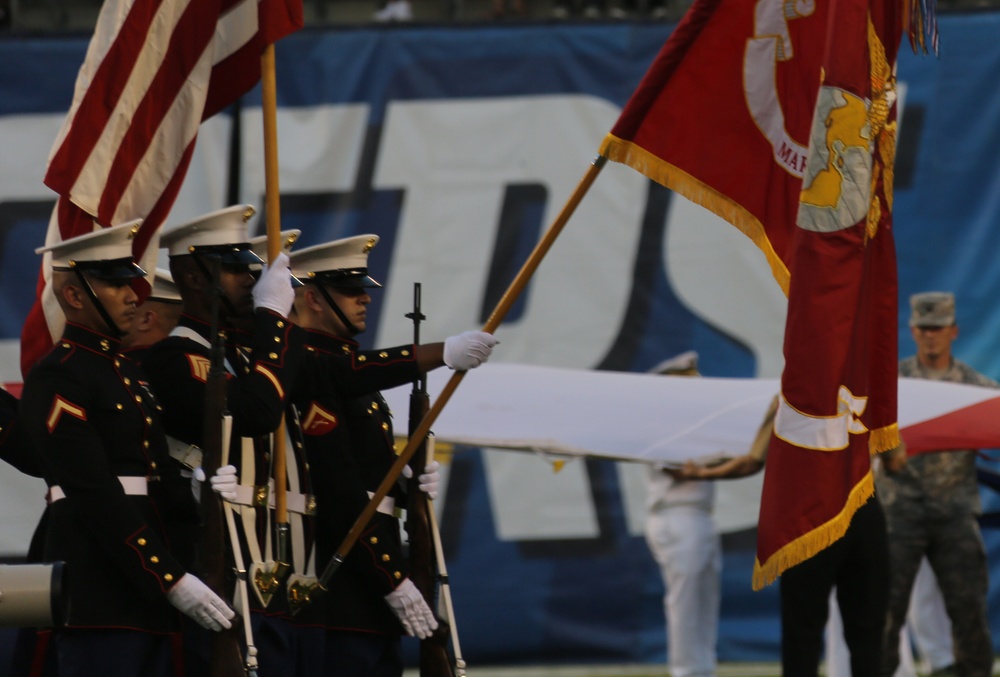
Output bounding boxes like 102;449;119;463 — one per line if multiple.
752;473;876;590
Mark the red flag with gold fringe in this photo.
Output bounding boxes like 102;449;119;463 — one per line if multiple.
600;0;906;588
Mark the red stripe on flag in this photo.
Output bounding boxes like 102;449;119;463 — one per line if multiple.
44;0;166;201
96;0;222;224
902;397;1000;455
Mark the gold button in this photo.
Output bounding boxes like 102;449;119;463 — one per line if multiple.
367;409;372;415
116;404;124;411
123;377;130;385
150;556;159;563
145;417;152;425
277;321;285;328
382;554;390;562
379;351;388;358
135;395;142;403
143;441;150;449
137;538;147;546
269;352;278;360
401;350;410;357
382;422;389;431
150;461;157;470
358;355;367;362
156;405;163;411
274;336;281;343
61;342;70;348
370;536;378;544
372;402;379;410
100;340;110;352
393;571;402;580
164;573;174;582
342;345;350;353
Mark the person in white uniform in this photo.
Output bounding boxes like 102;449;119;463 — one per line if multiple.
643;351;721;677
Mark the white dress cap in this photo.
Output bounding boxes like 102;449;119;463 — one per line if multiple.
289;234;381;288
159;204;262;265
36;219;146;280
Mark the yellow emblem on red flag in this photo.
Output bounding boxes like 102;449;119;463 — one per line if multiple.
600;0;905;587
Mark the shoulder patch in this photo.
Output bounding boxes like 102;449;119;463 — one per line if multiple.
47;395;87;432
186;354;212;383
302;403;339;436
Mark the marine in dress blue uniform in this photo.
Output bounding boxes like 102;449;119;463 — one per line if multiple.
141;206;307;677
19;221;234;677
287;235;497;677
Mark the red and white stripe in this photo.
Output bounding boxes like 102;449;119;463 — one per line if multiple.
21;0;302;377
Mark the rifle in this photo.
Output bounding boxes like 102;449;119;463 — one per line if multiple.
403;284;454;677
200;257;248;677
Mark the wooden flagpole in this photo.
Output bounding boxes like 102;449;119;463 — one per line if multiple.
317;154;608;590
260;44;291;585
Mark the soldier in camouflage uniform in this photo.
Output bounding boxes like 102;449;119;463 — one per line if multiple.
876;292;996;677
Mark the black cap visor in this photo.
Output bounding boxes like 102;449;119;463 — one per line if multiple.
186;243;264;266
61;257;147;281
311;268;381;289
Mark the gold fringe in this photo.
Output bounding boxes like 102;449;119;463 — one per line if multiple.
751;472;874;590
869;423;900;455
600;134;790;296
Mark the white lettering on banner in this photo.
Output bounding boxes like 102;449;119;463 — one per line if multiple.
665;196;788;378
371;95;647;369
239;104;371;196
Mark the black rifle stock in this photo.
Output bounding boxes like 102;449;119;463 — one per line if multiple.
404;284;455;677
200;259;247;677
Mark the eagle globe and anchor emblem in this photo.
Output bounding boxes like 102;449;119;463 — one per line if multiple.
744;0;897;238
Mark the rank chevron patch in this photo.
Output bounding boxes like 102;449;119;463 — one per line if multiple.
186;353;212;383
302;403;339;435
47;395;86;432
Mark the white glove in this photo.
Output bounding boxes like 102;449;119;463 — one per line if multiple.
191;465;238;503
443;331;497;371
418;460;441;499
400;461;441;500
252;252;294;317
166;573;235;631
210;465;238;501
191;467;204;503
383;577;438;639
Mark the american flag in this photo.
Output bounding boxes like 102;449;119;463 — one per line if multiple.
21;0;303;377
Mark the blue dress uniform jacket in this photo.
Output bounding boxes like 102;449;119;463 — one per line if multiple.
144;310;301;449
0;387;41;477
291;329;421;634
19;323;186;632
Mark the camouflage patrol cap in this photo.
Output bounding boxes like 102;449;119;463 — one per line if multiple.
909;291;956;328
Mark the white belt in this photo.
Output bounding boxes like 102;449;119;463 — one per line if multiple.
48;476;148;503
229;484;317;516
166;436;203;471
367;492;397;517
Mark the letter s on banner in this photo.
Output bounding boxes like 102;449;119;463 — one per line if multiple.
373;95;647;370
